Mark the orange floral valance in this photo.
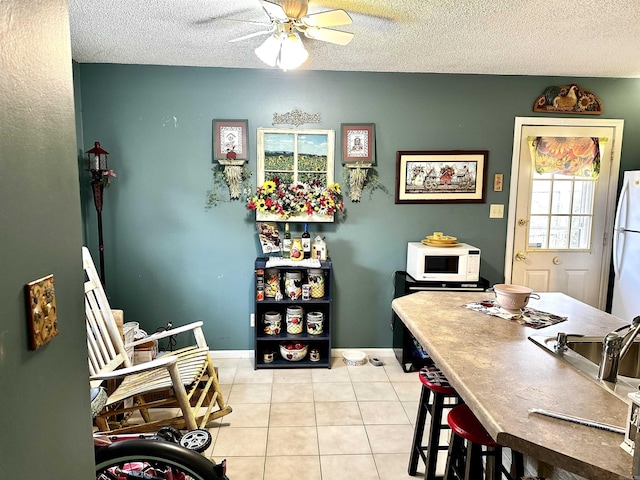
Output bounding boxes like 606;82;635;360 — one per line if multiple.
528;136;606;178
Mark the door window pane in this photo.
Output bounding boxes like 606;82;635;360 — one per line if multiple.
528;173;595;251
572;180;595;214
549;216;570;249
530;180;551;214
528;216;549;249
551;180;572;214
570;216;592;249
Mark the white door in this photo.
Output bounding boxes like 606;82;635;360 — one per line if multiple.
505;118;623;309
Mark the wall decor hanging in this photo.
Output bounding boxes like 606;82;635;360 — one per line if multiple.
533;84;603;115
212;119;249;199
395;150;488;204
25;274;58;350
341;123;376;202
272;108;321;127
248;128;343;222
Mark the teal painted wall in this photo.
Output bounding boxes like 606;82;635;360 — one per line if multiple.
0;1;95;476
77;64;640;350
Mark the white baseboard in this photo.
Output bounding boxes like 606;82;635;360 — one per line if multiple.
208;348;395;359
208;350;254;359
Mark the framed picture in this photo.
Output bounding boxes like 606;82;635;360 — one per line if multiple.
395;150;488;204
213;119;249;161
256;128;334;186
255;128;336;222
341;123;375;165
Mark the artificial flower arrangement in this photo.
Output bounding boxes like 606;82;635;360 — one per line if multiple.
246;178;344;219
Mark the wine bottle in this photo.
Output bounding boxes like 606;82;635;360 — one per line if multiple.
283;223;291;258
301;223;311;259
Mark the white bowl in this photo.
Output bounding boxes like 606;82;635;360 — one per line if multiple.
493;284;539;312
342;350;367;366
279;342;308;361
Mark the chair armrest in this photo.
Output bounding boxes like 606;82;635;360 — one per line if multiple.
125;321;204;348
90;354;179;381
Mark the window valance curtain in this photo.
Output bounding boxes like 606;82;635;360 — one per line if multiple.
528;136;606;178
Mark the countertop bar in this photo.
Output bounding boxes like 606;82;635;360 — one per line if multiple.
391;291;633;480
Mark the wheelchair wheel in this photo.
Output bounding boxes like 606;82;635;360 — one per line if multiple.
95;439;227;480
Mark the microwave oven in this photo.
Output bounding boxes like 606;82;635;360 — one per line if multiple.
406;242;481;282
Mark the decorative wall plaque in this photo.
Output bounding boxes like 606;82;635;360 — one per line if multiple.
25;274;58;350
533;84;603;114
272;108;321;127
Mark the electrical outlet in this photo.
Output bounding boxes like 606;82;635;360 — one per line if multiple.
489;204;504;218
250;313;255;327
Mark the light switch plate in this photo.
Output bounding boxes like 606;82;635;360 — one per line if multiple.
489;204;504;218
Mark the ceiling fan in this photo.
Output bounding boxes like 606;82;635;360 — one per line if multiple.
229;0;354;70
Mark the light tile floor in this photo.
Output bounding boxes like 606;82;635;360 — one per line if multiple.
202;355;428;480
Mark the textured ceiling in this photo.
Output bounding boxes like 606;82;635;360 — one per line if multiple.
68;0;640;77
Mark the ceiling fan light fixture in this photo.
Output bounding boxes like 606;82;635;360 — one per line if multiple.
255;33;283;67
277;32;308;70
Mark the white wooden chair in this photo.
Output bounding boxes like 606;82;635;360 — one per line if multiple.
83;246;232;434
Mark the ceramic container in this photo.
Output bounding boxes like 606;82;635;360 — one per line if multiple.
308;268;324;298
279;342;308;361
493;284;540;312
286;306;304;334
306;311;324;335
263;311;281;335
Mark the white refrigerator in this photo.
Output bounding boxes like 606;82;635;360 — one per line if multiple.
612;170;640;321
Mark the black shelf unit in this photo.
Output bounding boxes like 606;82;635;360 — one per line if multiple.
391;271;489;372
254;257;332;369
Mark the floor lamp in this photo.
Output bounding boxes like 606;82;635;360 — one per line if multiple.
86;141;113;286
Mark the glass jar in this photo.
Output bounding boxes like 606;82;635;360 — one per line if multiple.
306;311;324;335
286;306;304;334
263;311;281;335
308;268;325;298
284;271;302;300
264;269;280;298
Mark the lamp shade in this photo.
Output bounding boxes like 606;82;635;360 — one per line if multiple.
255;33;283;67
86;141;109;171
278;33;308;70
255;32;309;71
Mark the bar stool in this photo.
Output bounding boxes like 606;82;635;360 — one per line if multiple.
409;364;461;479
444;404;524;480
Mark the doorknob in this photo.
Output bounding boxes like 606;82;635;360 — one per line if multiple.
515;251;527;261
518;219;527;227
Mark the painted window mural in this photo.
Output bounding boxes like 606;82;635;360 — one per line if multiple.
258;128;334;187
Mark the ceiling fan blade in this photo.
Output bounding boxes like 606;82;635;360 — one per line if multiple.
303;27;353;45
228;28;276;43
301;9;352;28
261;0;289;22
